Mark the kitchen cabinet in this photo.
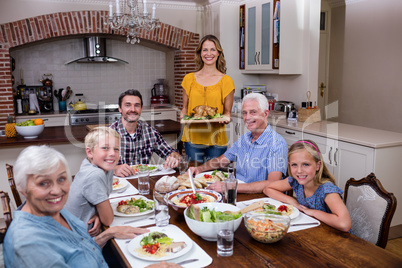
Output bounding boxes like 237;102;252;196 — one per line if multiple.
141;109;177;121
275;126;303;146
226;115;248;146
16;114;69;127
242;0;303;74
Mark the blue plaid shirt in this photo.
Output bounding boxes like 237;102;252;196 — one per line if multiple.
110;119;178;165
224;124;288;183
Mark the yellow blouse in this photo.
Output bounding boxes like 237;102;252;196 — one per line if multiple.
181;73;235;146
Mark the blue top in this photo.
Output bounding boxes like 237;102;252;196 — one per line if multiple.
288;176;344;213
4;208;107;267
65;158;113;229
224;124;288;183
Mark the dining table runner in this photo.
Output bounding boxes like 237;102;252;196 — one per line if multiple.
236;197;321;232
113;224;213;268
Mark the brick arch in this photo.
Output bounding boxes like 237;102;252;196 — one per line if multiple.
0;10;199;128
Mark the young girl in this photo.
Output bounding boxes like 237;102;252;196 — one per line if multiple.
263;140;351;232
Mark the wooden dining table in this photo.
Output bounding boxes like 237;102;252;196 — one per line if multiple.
109;171;402;268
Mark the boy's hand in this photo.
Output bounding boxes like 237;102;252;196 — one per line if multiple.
88;214;101;237
114;164;135;177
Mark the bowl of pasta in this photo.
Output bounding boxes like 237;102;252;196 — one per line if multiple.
244;212;290;243
164;188;222;215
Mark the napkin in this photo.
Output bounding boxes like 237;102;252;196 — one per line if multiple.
114;225;212;268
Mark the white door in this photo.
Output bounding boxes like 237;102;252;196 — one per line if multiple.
318;0;331;119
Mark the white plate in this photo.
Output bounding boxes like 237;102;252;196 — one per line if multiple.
111;196;154;217
112;178;129;191
127;226;193;261
262;199;300;219
131;164;161;174
195;171;227;184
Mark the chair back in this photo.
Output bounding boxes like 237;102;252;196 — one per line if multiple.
0;191;12;244
344;173;397;248
6;164;22;207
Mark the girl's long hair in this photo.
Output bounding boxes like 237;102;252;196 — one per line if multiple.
195;35;227;73
287;140;336;186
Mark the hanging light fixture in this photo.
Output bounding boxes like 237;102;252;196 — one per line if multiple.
107;0;161;44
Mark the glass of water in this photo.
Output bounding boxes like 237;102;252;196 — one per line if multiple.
216;214;234;257
179;155;189;175
153;189;170;227
137;167;150;195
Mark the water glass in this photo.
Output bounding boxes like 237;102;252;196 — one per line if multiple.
217;214;234;257
137;169;150;195
153;190;170;227
224;173;238;205
179;155;189;175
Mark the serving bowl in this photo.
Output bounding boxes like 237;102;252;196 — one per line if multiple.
164;188;222;215
184;202;242;241
15;124;45;139
244;212;290;243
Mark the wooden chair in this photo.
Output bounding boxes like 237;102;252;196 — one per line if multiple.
6;164;22;207
0;191;12;243
344;173;397;248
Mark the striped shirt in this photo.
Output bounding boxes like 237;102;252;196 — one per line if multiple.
109;119;178;165
224;124;288;183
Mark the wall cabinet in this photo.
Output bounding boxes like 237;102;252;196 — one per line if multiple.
242;0;303;74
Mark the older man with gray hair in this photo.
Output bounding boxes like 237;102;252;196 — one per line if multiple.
189;93;288;193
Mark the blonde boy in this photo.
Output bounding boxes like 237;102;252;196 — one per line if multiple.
65;127;121;236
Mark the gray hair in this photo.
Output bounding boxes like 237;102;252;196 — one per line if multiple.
242;93;269;111
14;145;72;193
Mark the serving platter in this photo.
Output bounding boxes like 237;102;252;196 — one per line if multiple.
111;195;154;217
127;226;193;261
180;115;231;124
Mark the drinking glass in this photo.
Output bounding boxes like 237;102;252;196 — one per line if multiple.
153;189;170;227
224;173;238;205
217;214;234;256
137;167;150;195
179;155;189;175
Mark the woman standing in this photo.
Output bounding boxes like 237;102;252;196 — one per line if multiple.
181;35;235;163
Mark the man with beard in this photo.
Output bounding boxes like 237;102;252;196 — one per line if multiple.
110;89;180;177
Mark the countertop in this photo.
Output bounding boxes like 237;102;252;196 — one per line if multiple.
232;112;402;149
0;120;182;148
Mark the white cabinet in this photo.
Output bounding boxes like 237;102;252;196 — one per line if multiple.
243;0;303;74
275;126;303;147
226;116;248;146
245;0;273;71
303;133;375;190
140;109;177;121
16;114;69;127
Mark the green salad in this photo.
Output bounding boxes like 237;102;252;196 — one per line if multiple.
126;198;154;212
187;205;242;222
140;232;173;246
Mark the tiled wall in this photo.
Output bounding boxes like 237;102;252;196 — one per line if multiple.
11;38;167;108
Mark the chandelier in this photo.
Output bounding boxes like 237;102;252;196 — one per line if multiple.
107;0;161;44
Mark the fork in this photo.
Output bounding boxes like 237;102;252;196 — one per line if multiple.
117;188;128;194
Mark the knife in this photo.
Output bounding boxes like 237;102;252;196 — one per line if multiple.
176;259;198;266
290;222;319;227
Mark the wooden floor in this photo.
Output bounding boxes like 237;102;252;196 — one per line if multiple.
386;225;402;258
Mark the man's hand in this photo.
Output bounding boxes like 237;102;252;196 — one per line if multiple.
189;166;202;176
87;214;101;237
163;152;180;169
114;164;135;177
206;181;224;192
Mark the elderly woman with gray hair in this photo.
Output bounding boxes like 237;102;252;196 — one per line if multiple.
3;145;150;267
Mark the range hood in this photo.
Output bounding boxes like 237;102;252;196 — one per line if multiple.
65;37;128;64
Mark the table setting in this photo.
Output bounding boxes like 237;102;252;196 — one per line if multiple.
109;179;139;199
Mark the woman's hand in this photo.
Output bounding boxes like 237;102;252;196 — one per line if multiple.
110;226;150;240
180;108;188;120
219;112;232;124
87;214;101;237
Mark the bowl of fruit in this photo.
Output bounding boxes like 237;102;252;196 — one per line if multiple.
15;119;45;139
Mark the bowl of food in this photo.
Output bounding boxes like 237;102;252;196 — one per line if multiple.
15;120;45;139
164;188;222;214
184;202;243;241
244;212;290;243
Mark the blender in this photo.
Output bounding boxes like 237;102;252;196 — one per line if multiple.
151;79;170;107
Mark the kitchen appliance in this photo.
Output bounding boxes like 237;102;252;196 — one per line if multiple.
70;93;87;111
241;84;267;99
69;104;121;125
16;85;53;114
274;101;295;113
65;36;128;64
151;79;170;107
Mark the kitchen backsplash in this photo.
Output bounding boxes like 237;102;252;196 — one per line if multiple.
10;38;167;108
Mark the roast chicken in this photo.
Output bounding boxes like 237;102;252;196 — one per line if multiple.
192;105;218;118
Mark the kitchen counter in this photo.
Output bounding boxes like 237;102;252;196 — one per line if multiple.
232;112;402;149
0;120;182;148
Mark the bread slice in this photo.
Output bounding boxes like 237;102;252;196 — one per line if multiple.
165;242;187;253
